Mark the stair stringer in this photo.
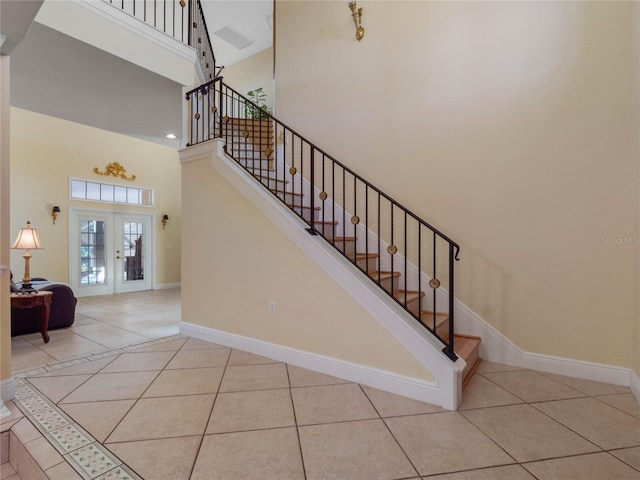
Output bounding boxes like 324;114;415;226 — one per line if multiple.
180;139;466;410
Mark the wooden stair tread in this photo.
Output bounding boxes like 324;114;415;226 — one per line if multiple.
334;236;356;242
420;310;449;325
393;289;425;299
347;252;379;260
312;220;339;225
255;175;288;184
370;270;401;280
454;334;481;359
288;204;320;211
270;188;303;197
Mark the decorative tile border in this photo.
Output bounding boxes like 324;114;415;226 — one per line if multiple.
9;335;186;479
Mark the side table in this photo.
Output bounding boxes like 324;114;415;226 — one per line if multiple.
10;291;53;343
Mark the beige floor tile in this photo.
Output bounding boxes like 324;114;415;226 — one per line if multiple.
611;447;640;471
58;400;135;443
598;393;640;419
292;384;378;425
385;412;514;476
191;428;304;480
11;348;58;374
133;337;187;352
165;348;231;369
27;375;92;403
207;389;295;434
482;370;585;402
15;440;48;480
92;333;150;349
23;436;64;471
44;461;84;480
108;436;201;480
180;337;226;351
60;371;159;403
106;394;214;443
100;351;175;373
287;365;351;388
11;418;42;444
523;452;640;480
38;340;108;362
540;372;631;396
460;374;524;410
361;385;446;417
462;404;600;462
476;361;523;374
299;419;417;480
31;357;116;377
227;350;278;366
219;364;289;392
1;462;17;479
534;397;640;450
426;464;537;479
143;367;224;398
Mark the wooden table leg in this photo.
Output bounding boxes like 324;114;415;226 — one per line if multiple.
41;296;51;344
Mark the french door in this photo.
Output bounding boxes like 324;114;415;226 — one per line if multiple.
70;209;153;296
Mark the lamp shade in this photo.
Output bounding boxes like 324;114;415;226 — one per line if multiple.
11;222;44;250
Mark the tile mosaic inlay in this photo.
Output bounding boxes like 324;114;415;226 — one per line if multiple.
47;423;93;454
66;443;122;480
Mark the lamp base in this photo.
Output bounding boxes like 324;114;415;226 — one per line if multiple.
16;282;37;294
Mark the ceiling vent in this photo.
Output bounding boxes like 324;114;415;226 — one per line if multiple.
213;26;253;50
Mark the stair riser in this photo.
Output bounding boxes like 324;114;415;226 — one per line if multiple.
237;159;274;170
373;275;399;293
276;192;303;205
292;206;321;223
315;223;337;240
259;177;288;189
396;295;421;316
461;341;480;383
334;239;356;256
352;256;378;273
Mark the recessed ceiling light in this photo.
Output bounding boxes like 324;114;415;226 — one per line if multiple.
166;133;177;139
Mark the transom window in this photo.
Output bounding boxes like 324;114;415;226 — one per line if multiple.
70;179;153;206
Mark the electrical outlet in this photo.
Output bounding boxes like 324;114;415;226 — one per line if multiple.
268;301;276;316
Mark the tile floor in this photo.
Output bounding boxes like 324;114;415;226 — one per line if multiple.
7;289;640;479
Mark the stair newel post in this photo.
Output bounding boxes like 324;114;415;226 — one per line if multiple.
307;148;317;235
217;78;223;139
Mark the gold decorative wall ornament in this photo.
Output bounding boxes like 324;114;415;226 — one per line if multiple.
351;215;360;225
93;162;137;181
429;278;441;289
387;245;397;255
319;192;328;201
348;2;365;41
289;166;297;175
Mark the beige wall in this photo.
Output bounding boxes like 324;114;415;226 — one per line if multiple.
181;155;433;381
10;108;181;287
275;1;639;369
222;48;274;111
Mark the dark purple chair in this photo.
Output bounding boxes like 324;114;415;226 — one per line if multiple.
11;280;77;336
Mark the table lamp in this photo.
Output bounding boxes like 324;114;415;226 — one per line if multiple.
11;221;44;293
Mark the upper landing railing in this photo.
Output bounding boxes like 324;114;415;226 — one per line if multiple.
104;0;217;81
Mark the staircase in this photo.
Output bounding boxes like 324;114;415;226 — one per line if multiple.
199;106;482;388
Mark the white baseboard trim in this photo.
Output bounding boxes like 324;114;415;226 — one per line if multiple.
180;322;447;408
0;378;15;403
631;370;640;402
154;282;181;290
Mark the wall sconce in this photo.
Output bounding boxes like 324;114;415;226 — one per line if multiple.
51;206;61;225
162;214;169;230
348;1;364;41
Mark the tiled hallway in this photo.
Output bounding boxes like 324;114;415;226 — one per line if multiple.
4;291;640;479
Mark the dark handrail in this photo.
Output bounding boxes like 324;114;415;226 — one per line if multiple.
186;77;461;361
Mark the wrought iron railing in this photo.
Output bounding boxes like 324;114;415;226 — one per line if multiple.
104;0;217;80
186;78;461;360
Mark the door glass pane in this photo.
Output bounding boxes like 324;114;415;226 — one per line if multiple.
80;220;106;285
123;222;144;282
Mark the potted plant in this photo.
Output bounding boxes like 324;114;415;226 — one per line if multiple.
246;87;271;119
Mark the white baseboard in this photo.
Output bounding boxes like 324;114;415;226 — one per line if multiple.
154;282;181;290
180;322;448;408
0;378;15;403
631;370;640;402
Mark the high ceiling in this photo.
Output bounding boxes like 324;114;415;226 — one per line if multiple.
200;1;273;68
8;0;273;147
